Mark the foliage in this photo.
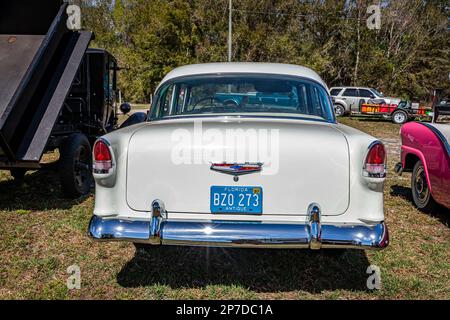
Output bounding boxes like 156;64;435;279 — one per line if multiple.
75;0;450;103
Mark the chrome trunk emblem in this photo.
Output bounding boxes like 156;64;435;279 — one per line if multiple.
210;162;263;181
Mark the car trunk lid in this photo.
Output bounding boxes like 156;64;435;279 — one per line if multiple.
126;117;350;216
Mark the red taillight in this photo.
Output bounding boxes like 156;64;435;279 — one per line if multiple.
364;142;386;178
366;143;385;164
94;141;111;161
93;140;112;173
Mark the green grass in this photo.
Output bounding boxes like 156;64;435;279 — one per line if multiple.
0;117;449;300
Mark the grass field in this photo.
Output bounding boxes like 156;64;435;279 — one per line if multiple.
0;116;449;300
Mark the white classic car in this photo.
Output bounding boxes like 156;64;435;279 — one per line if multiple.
88;63;389;250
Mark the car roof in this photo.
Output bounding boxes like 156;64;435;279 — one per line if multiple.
330;86;374;90
159;63;328;89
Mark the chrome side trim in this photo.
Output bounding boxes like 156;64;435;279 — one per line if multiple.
88;216;389;250
419;123;450;157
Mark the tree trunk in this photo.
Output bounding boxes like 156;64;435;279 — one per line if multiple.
353;2;361;86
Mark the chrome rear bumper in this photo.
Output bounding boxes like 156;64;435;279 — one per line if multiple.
88;216;389;250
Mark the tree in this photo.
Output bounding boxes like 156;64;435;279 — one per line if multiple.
76;0;450;103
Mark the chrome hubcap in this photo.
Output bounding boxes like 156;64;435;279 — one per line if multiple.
415;166;429;202
394;113;405;123
335;106;343;116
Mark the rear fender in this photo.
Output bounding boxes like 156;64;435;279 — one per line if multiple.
401;145;433;194
333;98;348;111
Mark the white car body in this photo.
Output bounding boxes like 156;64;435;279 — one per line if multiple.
89;63;389;250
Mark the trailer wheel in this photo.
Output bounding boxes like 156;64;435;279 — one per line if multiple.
392;110;408;124
59;133;92;198
10;168;27;181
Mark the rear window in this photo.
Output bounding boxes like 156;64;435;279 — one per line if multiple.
151;75;335;122
330;88;342;96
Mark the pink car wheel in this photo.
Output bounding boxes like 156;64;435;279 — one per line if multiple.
411;161;436;212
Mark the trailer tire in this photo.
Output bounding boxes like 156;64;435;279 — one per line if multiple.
59;133;92;198
392;110;408;124
10;168;27;181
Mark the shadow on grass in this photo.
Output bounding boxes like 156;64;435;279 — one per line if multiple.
390;185;450;227
0;168;87;211
117;247;371;293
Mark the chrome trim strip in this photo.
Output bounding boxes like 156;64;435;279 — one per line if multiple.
88;216;389;250
419;123;450;157
149;114;334;124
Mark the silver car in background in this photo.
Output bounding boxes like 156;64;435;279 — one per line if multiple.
330;87;401;117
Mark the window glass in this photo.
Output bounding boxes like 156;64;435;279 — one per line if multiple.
359;89;374;98
330;88;342;96
371;89;384;97
343;88;358;97
152;75;334;122
158;85;174;117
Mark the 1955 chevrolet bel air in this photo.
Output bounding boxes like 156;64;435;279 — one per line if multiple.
88;63;389;250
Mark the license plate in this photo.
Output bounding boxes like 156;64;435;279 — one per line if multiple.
210;186;263;214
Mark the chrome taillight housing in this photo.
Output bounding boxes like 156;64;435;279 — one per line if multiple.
93;140;112;174
363;142;387;178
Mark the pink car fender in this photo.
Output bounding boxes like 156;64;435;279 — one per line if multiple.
400;122;450;208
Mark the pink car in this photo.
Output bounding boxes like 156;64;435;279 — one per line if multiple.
396;106;450;211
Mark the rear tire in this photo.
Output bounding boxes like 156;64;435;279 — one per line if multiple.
334;104;346;117
392;110;408;124
59;133;92;198
411;161;437;212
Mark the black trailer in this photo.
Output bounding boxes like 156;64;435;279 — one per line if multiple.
359;101;432;124
433;102;450;123
0;0;133;197
431;89;450;123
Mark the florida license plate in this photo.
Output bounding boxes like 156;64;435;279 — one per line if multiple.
210;186;263;214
